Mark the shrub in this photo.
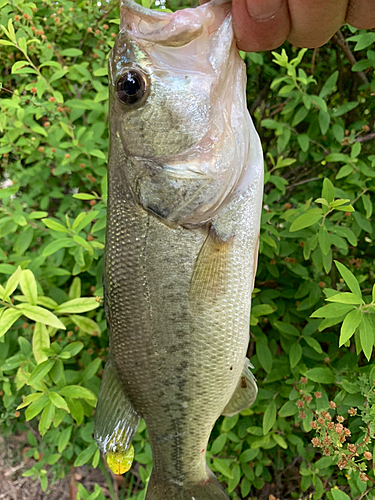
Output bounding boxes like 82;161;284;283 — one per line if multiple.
0;0;374;498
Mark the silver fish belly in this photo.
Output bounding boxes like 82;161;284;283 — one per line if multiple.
94;1;264;499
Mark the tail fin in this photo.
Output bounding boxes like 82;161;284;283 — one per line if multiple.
146;472;229;500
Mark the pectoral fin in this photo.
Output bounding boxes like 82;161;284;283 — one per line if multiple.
189;226;233;305
222;358;257;417
94;354;140;474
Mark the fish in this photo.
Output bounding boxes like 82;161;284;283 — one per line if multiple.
93;0;264;498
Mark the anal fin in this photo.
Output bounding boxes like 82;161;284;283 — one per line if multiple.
94;354;140;474
222;358;257;417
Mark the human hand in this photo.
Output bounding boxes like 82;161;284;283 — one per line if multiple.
230;0;375;51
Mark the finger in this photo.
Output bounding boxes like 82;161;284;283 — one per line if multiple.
346;0;375;29
287;0;347;48
232;0;290;52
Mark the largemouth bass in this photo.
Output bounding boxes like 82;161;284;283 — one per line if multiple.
94;1;264;498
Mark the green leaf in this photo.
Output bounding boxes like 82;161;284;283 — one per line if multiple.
25;394;49;420
89;149;106;159
59;385;96;403
28;360;55;385
69;277;81;300
359;314;373;361
17;304;66;329
334;261;362;298
58;426;73;453
0;185;19;199
213;458;233;479
297;134;309;152
69;315;101;335
227;463;241;493
61;48;83;57
0;39;15;46
73;211;99;233
17;393;43;410
306;367;334;384
67;398;84;425
11;60;30;73
74;442;97;467
39;401;55;435
292;106;309;127
350;32;375;51
50;359;65;385
322;178;335;204
289;343;302;368
0;308;23;338
326;293;363;305
352;59;374;72
41;218;69;233
61;341;84;357
20;269;38;305
304;336;323;353
339;309;362;346
32;322;50;364
251;304;275;317
318;109;330;135
93;67;108;76
42;238;75;257
14;226;34;255
273;433;288;449
331;488;351;500
4;266;22;298
72;193;97;200
311;303;355;318
239;448;259;462
318;226;330;256
311;95;327;112
323;247;332;273
336;164;353;179
325;153;349;162
290;210;322;232
278;400;298;417
54;297;100;314
49;392;70;412
257;342;273;373
50;69;69;83
240;478;251;498
263;400;276;435
37;296;58;309
81;358;102;383
319;71;338;98
210;433;227;454
274;321;300;336
362;194;372;219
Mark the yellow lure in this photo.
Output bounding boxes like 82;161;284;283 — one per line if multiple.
106;444;135;475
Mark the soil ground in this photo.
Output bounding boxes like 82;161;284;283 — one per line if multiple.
0;434;135;500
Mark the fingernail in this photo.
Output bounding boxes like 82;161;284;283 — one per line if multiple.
246;0;284;21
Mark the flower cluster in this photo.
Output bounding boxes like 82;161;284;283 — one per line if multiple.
310;406;374;484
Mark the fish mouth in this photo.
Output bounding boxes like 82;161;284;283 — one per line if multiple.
120;0;232;48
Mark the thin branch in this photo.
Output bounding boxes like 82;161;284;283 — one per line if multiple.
311;47;318;74
249;81;271;115
355;132;375;143
333;30;369;86
286;176;321;189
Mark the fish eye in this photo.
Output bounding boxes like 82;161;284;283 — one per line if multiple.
116;69;148;106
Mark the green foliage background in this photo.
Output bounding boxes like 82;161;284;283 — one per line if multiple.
1;0;375;499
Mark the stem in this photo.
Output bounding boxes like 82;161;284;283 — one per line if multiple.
333;30;369;86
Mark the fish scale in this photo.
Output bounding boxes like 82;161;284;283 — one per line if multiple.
94;1;263;498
